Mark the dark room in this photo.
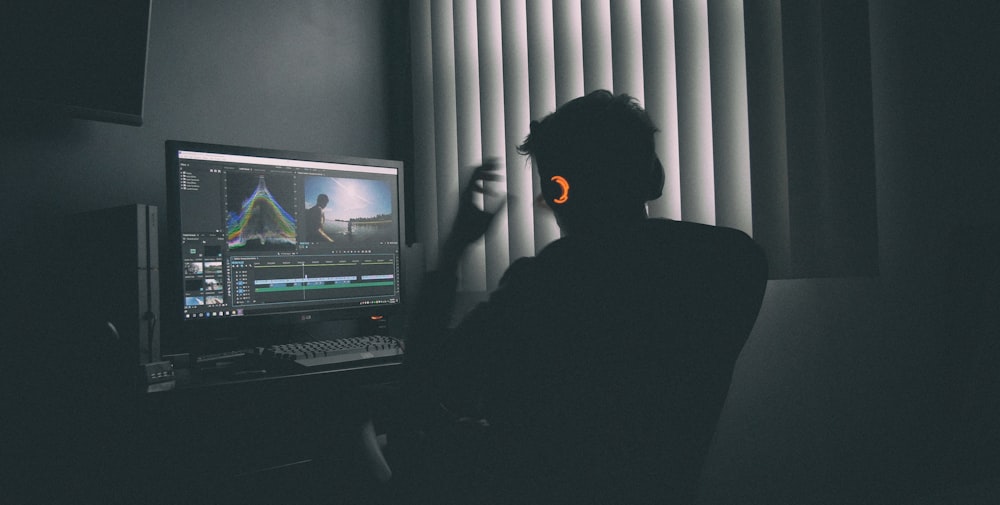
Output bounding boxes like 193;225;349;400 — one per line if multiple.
2;1;998;504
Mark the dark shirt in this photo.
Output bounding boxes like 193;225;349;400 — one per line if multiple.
407;218;767;503
303;205;325;242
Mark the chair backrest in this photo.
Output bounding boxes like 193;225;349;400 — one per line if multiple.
480;221;769;504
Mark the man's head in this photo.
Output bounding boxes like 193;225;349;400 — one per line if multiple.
517;90;663;233
316;194;329;208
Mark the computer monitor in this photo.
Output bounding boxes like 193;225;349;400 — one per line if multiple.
164;140;405;354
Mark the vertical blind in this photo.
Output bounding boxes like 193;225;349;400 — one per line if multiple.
412;0;754;291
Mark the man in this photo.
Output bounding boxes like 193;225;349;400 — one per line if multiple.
400;90;768;504
303;193;333;243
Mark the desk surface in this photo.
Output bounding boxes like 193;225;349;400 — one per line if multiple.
152;351;404;392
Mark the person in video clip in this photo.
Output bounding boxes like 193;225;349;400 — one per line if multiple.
399;90;768;504
303;193;334;243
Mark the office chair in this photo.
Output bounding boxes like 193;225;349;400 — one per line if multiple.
366;225;768;503
360;315;764;504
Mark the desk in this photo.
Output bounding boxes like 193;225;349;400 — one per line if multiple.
167;353;404;390
95;360;402;504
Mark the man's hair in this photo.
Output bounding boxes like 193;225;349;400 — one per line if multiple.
517;90;660;209
316;194;329;206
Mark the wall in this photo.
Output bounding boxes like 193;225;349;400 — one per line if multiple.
702;1;1000;503
2;1;402;500
2;0;398;232
2;0;402;341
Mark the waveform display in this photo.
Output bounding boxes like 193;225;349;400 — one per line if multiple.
227;175;297;249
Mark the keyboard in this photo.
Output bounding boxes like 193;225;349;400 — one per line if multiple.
258;335;404;369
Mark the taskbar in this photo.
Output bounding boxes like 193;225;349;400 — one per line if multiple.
183;296;398;320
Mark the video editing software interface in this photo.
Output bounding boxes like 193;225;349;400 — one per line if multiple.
172;146;403;325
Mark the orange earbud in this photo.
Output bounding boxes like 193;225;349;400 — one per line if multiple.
550;175;570;204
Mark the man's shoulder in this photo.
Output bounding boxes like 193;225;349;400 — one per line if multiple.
645;219;768;283
495;255;544;287
502;218;765;283
529;218;758;258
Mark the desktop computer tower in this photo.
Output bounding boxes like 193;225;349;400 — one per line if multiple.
73;204;160;364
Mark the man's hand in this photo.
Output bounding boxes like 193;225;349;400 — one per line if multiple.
441;159;505;269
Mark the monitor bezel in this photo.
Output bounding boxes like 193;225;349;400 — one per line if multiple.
163;140;406;355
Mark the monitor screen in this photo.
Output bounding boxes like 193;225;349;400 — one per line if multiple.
164;141;405;352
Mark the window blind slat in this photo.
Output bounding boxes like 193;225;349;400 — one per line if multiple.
477;0;510;290
411;0;439;268
501;0;535;261
642;0;682;220
431;0;461;259
708;0;752;235
527;0;560;252
611;0;644;100
674;0;716;225
582;0;613;93
745;0;791;271
454;0;487;291
553;0;584;106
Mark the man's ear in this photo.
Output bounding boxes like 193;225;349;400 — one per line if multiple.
544;175;571;205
